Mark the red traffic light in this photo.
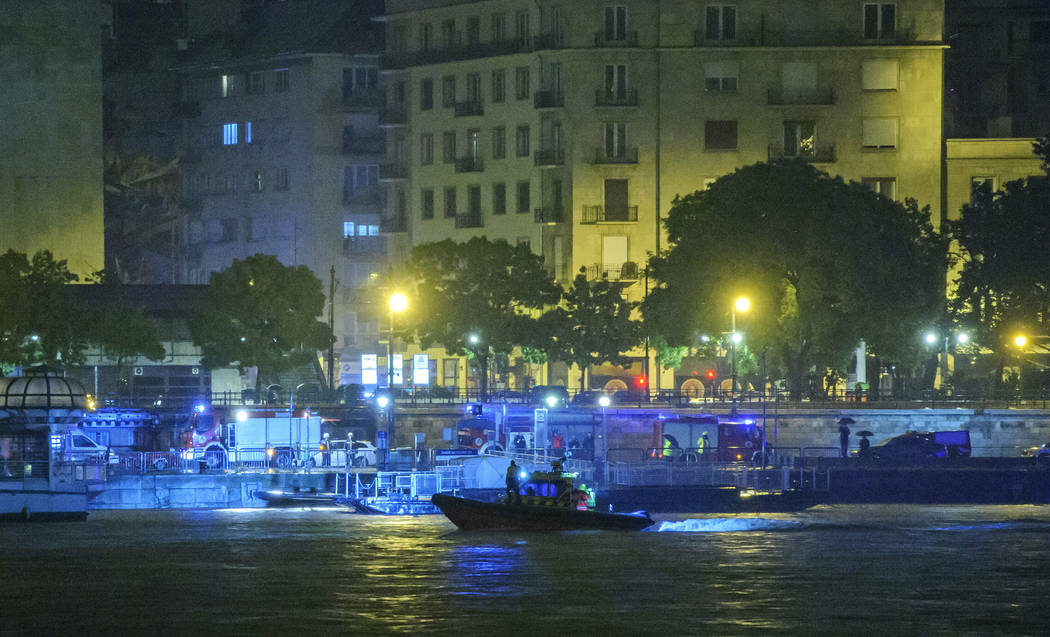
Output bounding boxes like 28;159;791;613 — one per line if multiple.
705;369;717;380
636;375;647;387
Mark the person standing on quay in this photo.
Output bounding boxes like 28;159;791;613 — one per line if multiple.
838;419;852;458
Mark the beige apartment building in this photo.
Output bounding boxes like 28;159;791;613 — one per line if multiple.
379;0;946;391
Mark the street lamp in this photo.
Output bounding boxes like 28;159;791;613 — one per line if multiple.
387;292;408;389
730;296;750;412
924;330;971;390
598;395;610;482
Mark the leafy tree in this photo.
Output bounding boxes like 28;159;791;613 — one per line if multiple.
644;160;947;395
189;254;332;395
406;237;560;397
948;138;1050;387
0;249;85;369
83;271;166;392
545;268;641;389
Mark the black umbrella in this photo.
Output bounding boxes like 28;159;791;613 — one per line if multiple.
857;430;874;437
662;433;680;447
838;417;856;425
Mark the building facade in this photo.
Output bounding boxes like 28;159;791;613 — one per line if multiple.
381;0;946;391
0;0;106;277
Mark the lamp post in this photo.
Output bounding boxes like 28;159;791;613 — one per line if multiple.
730;296;750;414
376;393;391;469
599;395;610;484
924;330;969;390
385;293;407;460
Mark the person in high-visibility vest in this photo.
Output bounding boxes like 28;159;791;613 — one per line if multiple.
662;437;674;460
697;433;710;458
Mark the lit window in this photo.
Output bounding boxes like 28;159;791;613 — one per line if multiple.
223;123;238;145
221;74;231;97
343;222;355;238
245;121;252;144
783;120;815;157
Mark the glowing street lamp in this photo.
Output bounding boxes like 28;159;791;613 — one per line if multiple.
730;296;750;406
1015;335;1027;348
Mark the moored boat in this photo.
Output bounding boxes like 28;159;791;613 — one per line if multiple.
431;461;654;531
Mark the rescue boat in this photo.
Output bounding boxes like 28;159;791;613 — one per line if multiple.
431;464;654;531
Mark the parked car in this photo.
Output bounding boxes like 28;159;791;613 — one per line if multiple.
308;440;377;468
527;385;570;408
570;390;605;407
870;430;971;462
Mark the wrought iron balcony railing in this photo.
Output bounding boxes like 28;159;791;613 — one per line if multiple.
581;205;638;223
595;88;638;107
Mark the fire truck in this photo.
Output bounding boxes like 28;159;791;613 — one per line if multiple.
181;406;322;470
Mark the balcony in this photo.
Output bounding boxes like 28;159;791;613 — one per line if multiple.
378;107;407;127
343;88;384;110
587;261;640;282
581;205;638;223
454;100;484;117
342;135;385;155
533;33;563;51
534;148;565;167
454;156;484;173
379;163;408;181
533;90;564;109
343;235;387;256
767;144;837;164
594;148;638;164
342;187;382;206
593;31;638;47
595;88;638;107
380;214;407;233
534;207;565;224
767;88;835;107
455;212;483;228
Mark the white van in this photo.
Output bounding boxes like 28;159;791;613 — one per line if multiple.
63;432;118;465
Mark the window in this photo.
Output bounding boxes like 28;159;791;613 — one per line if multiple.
862;59;898;90
862;118;897;149
343;222;356;238
245;121;253;144
492;14;506;42
493;183;506;215
223;123;238;145
441;20;456;49
515;66;530;100
344;67;378;100
492;69;506;102
516;10;530;45
442;76;456;107
468;185;482;216
863;3;895;40
467;16;480;46
420;133;434;165
517;180;531;213
276;167;289;190
467;129;481;160
420;23;433;51
492;127;506;159
343;165;378;200
466;73;481;103
220;218;237;242
421;79;434;110
247;71;265;95
604;64;627;100
704;120;738;150
516;125;530;157
605;122;627;158
704;61;738;92
706;5;736;41
443;132;456;163
422;188;435;219
251;170;264;192
517;238;531;250
605;6;627;41
783;120;815;157
970;176;996;203
862;177;896;200
444;187;457;218
221;73;232;97
273;69;289;93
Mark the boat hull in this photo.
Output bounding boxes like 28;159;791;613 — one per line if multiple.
431;493;654;531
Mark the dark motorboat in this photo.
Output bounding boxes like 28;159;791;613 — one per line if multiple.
431;462;654;531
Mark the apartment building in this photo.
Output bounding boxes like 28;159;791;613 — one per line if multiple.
176;0;388;387
381;0;946;391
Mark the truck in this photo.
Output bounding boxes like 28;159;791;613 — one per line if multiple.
181;407;323;470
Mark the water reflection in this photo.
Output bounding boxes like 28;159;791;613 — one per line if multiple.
447;544;526;597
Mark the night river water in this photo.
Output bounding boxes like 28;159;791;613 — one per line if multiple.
2;505;1049;635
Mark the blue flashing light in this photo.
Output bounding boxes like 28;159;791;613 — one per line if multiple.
519;470;528;479
743;419;754;425
194;404;206;414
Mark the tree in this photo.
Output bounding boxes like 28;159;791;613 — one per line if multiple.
83;271;166;393
0;249;85;369
189;254;332;395
644;160;947;395
406;237;561;397
545;268;641;389
948;139;1050;386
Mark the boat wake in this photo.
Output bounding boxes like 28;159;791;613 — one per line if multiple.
654;518;805;533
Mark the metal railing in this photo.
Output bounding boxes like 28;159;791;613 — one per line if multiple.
768;144;836;163
454;100;483;117
534;148;565;166
593;31;638;47
454;156;484;172
594;88;638;107
534;206;565;223
594;147;638;164
581;204;638;223
767;87;835;106
533;90;564;108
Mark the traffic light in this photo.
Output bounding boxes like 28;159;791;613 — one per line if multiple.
705;369;717;380
636;375;647;388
